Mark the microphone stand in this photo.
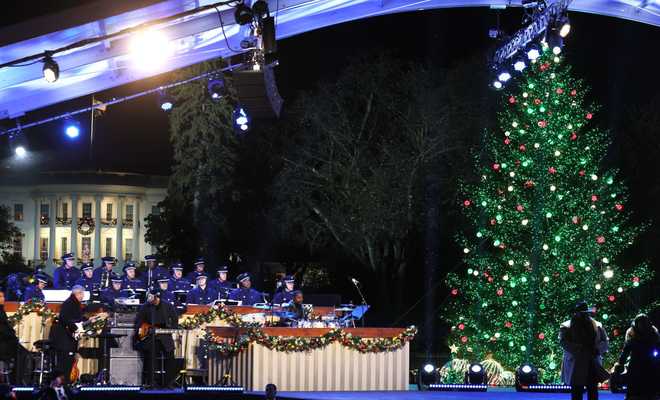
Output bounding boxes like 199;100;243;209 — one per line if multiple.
351;279;368;327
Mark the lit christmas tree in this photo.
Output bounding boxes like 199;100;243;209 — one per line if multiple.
443;47;652;383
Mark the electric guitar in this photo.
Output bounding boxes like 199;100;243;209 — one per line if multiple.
73;312;109;340
137;322;183;341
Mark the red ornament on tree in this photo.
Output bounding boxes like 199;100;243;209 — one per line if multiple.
519;144;527;152
463;200;471;207
496;288;504;296
570;89;577;96
540;63;550;71
504;321;512;328
490;219;497;226
538;333;545;340
509;96;516;104
556;88;564;95
534;98;541;105
613;329;620;337
596;236;606;244
608;295;616;302
538;120;547;128
458;323;465;330
591;195;599;202
493;163;501;171
632;276;640;283
568;264;575;273
516;204;524;212
461;336;468;343
524;180;535;188
488;276;494;283
586;113;593;120
615;204;624;211
504;137;511;145
548;166;557;174
570;132;578;141
572;216;580;224
579;170;586;176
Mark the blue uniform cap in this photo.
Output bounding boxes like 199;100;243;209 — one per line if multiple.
111;278;123;283
236;272;250;283
158;278;170;283
144;255;157;261
101;256;115;263
283;275;295;283
35;274;49;284
123;262;136;272
81;264;94;272
62;253;75;261
170;263;183;271
195;273;208;281
217;265;229;273
193;257;205;266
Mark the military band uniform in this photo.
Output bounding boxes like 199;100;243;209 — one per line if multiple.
74;276;96;292
273;289;295;305
228;287;262;306
185;285;217;305
53;265;80;290
22;284;45;302
168;277;191;292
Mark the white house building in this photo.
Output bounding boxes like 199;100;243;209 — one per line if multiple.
0;170;167;273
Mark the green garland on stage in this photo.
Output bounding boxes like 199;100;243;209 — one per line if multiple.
203;325;417;356
178;304;251;329
8;300;107;338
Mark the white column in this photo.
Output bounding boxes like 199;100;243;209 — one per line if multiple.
94;195;102;266
33;197;40;266
116;196;124;269
132;198;140;262
71;194;78;259
48;195;56;270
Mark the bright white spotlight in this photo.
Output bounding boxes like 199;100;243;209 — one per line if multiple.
130;30;173;70
513;60;526;72
65;124;80;139
527;48;541;61
14;146;27;158
471;364;483;373
423;364;435;374
521;365;532;374
493;80;503;89
498;72;511;82
559;23;571;38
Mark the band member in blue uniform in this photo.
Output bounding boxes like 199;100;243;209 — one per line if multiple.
286;290;308;321
208;265;234;299
93;256;117;289
185;257;206;283
168;263;191;291
186;274;217;305
53;253;80;290
23;274;48;302
121;262;145;290
101;278;124;308
228;273;263;306
142;255;167;291
273;275;297;305
75;264;96;292
157;278;176;305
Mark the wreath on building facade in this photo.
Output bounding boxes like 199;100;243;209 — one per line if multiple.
77;217;95;235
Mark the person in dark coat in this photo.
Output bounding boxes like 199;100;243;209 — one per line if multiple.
22;274;48;302
186;275;217;305
48;286;88;383
53;253;80;290
613;314;660;400
36;370;75;400
286;291;308;321
92;256;116;290
559;301;609;400
74;264;96;292
228;273;264;306
272;275;296;305
185;257;206;283
208;265;234;299
141;255;167;291
134;291;179;388
0;291;20;366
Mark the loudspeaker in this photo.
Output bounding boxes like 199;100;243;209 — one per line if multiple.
109;328;139;358
109;357;142;385
233;65;283;119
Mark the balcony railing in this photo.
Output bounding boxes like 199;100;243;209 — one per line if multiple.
56;217;72;226
101;218;117;227
123;219;134;227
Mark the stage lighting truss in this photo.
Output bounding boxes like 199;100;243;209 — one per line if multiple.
489;0;573;89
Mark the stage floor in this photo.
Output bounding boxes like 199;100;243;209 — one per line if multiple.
270;389;625;400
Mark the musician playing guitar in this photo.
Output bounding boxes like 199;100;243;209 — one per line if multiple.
48;285;107;383
134;289;179;388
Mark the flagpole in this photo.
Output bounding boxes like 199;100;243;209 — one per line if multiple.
89;95;95;162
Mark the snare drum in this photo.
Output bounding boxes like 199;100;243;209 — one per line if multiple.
241;313;266;325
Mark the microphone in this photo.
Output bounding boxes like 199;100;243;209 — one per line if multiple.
350;277;360;286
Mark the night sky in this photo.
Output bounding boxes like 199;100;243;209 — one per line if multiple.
0;2;658;334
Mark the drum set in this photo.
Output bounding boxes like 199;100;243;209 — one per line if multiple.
240;304;367;328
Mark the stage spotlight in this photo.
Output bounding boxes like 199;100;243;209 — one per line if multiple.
233;106;250;132
157;90;174;111
498;71;511;82
43;54;59;83
513;59;527;72
130;30;172;70
64;120;81;139
515;364;539;389
526;44;541;61
234;4;254;25
9;132;28;159
418;363;438;387
252;0;269;19
14;145;27;158
465;363;487;384
207;77;226;101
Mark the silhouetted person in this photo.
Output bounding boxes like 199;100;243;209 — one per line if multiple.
559;301;609;400
265;383;277;400
613;314;660;400
36;370;75;400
